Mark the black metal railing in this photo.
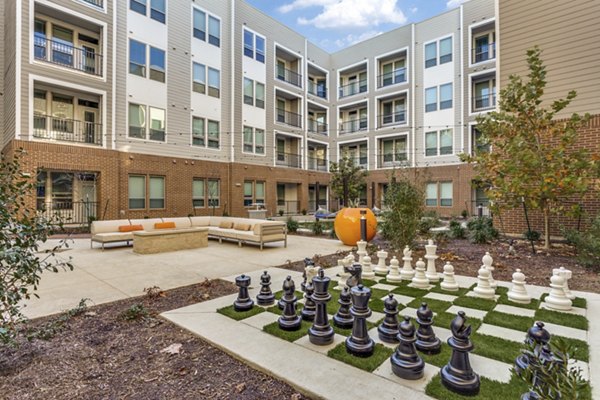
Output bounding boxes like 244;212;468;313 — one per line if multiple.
276;109;302;128
276;200;300;215
277;67;302;87
473;43;496;64
339;118;367;134
378;112;406;127
307;156;328;172
34;37;103;76
377;152;408;167
472;94;496;111
33;115;102;145
339;80;367;98
308;118;328;134
377;68;407;88
308;81;327;98
276;152;301;168
37;200;99;225
471;200;492;217
82;0;103;7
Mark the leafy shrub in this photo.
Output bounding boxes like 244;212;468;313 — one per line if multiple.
301;209;307;215
432;230;450;245
278;209;284;216
563;215;600;267
380;178;425;250
466;216;499;244
523;230;541;241
461;209;469;219
120;304;149;321
418;217;438;236
286;217;299;233
312;219;324;235
448;219;466;239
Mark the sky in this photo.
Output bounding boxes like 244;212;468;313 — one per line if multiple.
245;0;468;53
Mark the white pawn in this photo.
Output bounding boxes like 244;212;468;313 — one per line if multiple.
545;274;572;311
482;252;496;289
553;267;575;300
507;269;531;304
473;265;495;300
386;256;402;282
425;240;440;282
400;246;415;281
440;262;459;292
374;249;389;276
410;258;430;289
362;255;375;279
334;259;349;290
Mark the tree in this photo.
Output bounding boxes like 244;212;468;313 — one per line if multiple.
329;157;368;207
461;47;597;249
0;150;73;344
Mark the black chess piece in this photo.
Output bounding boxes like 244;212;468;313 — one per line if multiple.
278;276;302;331
256;271;275;306
441;311;480;396
301;282;316;321
233;274;254;311
345;262;363;288
345;284;374;357
390;315;425;380
515;321;551;374
333;286;354;329
415;302;441;354
308;268;335;345
377;294;400;343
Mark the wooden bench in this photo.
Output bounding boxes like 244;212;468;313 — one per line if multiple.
132;227;209;254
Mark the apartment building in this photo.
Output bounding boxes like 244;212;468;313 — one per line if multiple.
1;0;506;223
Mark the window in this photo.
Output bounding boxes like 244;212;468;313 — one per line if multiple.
256;36;265;63
425;131;437;156
149;47;165;82
192;178;205;207
128;103;165;142
440;129;453;155
439;37;452;64
130;0;146;15
426;183;437;206
150;0;166;23
381;137;407;163
193;9;206;41
208;68;220;98
471;126;489;154
381;60;405;87
425;87;437;112
255;182;265;205
473;78;496;110
208;16;220;47
129;40;146;77
255;83;265;108
244;182;253;207
426;129;453;156
128;103;146;139
149;176;165;209
208;179;220;207
243;30;265;63
193;62;206;94
244;78;254;105
425;42;436;68
440;182;453;206
244;30;254;58
192;116;205;146
129;175;146;209
149;107;165;141
244;181;265;207
243;126;253;152
440;83;453;110
243;126;265;154
193;9;219;48
381;99;405;125
207;120;219;149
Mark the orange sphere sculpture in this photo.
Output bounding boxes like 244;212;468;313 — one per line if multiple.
334;207;378;246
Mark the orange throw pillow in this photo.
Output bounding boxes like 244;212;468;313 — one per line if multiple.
118;224;143;232
219;221;234;229
155;222;176;229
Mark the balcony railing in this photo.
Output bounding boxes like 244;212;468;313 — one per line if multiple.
377;68;407;88
473;43;496;64
377;152;408;168
339;80;367;98
34;37;103;76
308;118;328;134
37;200;99;225
33;114;102;145
276;152;301;168
471;200;492;218
82;0;103;7
276;109;302;128
343;156;368;168
339;117;367;134
308;81;327;98
307;156;328;172
378;111;406;127
472;94;496;111
277;67;302;87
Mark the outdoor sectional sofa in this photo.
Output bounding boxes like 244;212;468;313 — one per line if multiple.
90;216;287;251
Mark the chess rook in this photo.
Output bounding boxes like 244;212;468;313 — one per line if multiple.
440;262;459;292
386;256;402;283
278;276;302;331
507;269;531;304
410;258;430;289
415;302;441;354
390;315;425;380
377;294;400;343
256;271;275;306
400;246;415;281
301;282;316;321
374;249;389;276
333;286;354;329
441;311;480;396
424;240;440;282
308;269;335;345
345;284;375;357
234;274;254;311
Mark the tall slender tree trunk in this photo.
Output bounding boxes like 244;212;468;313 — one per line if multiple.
543;206;550;249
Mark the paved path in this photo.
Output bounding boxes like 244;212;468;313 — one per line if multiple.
24;236;349;319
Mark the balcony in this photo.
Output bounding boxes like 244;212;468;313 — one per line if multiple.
277;66;302;88
377;68;406;88
276;109;302;128
339;80;367;98
33;114;102;145
472;94;496;111
339;118;367;134
345;156;367;168
308;118;327;135
34;37;103;76
378;111;406;127
473;42;496;64
308;80;327;99
276;152;301;168
378;152;408;168
307;156;328;172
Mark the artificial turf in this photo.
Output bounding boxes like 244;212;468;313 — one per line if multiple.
453;296;497;311
216;304;265;321
327;342;394;372
262;319;312;342
535;308;588;330
482;311;534;332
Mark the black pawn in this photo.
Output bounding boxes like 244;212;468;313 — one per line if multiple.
345;284;374;357
377;294;400;343
308;268;335;345
233;274;253;311
390;315;425;380
333;286;354;329
441;311;480;396
278;276;302;331
301;282;316;321
415;302;441;354
515;321;551;375
256;271;275;306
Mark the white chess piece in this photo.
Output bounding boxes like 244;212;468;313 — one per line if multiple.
362;254;375;279
440;262;459;291
553;267;575;300
473;265;495;300
334;259;349;290
356;240;368;261
374;249;389;276
400;246;415;281
410;258;430;289
386;256;402;282
545;274;572;311
424;240;440;282
507;269;531;304
482;252;496;289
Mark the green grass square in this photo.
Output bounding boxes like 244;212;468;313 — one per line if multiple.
216;304;265;321
419;342;452;368
407;298;452;314
362;278;379;287
496;295;540;310
425;374;528;400
392;284;430;298
540;293;587;309
327;342;394;372
262;320;312;342
534;308;588;330
266;302;304;316
483;311;534;332
453;296;497;311
471;333;523;364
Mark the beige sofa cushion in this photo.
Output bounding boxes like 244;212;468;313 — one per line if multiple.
189;216;210;227
233;222;252;231
162;217;192;229
129;218;163;231
253;221;285;235
92;232;135;242
219;220;234;229
91;219;131;235
209;217;224;226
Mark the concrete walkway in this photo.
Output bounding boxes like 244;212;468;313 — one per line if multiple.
24;236;349;319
